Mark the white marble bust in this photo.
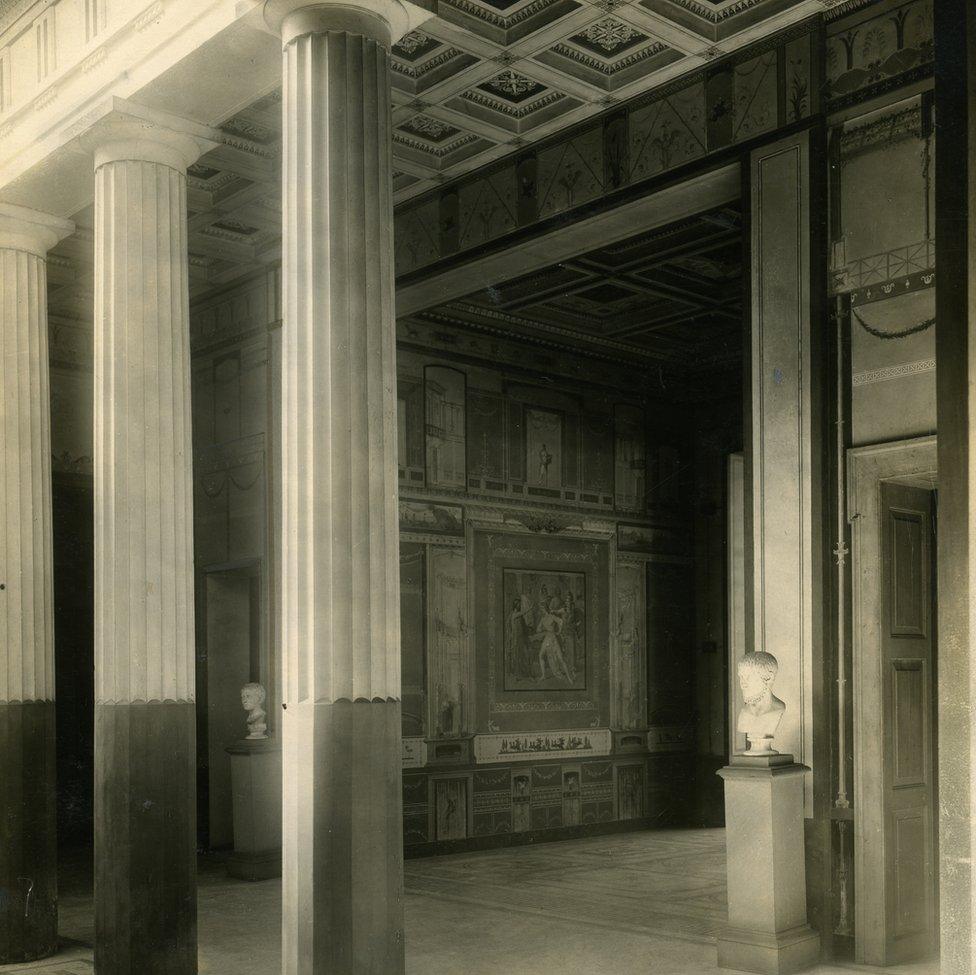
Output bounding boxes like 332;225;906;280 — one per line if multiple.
241;682;268;740
736;651;785;754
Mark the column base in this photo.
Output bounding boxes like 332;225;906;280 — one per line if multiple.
283;698;404;974
95;700;196;975
0;701;58;964
717;923;820;975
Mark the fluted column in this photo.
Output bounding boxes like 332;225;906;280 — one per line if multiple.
0;203;73;964
935;4;976;971
265;0;429;970
88;112;215;975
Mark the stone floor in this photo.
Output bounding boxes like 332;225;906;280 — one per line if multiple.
4;829;940;975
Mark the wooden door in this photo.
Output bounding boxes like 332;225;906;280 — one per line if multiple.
879;482;937;964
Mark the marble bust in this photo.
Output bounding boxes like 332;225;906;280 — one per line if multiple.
241;682;268;740
736;651;785;754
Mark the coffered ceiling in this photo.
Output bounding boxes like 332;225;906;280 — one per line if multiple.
382;0;824;199
43;0;829;319
407;201;743;378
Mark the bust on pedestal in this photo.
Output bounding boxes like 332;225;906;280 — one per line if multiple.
226;683;282;881
716;652;820;974
736;650;786;755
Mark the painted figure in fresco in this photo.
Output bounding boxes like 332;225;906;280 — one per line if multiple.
535;597;574;684
559;592;576;668
561;589;585;673
736;650;786;753
507;597;534;678
538;443;553;484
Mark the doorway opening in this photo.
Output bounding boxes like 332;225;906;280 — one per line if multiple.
849;436;939;968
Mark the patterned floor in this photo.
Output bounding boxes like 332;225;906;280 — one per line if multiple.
405;828;728;947
1;828;939;974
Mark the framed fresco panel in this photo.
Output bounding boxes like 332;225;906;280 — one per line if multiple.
470;526;611;733
525;407;563;489
502;568;586;692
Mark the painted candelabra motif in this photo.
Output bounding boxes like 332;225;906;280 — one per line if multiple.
614;562;646;730
503;568;586;691
430;546;467;738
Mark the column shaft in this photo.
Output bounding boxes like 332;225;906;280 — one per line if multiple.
279;22;403;975
93;157;197;974
935;2;976;971
0;218;65;963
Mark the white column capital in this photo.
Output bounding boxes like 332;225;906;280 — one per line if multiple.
80;100;220;174
264;0;433;46
0;203;74;258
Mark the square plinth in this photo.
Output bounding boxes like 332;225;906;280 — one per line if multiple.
717;923;820;975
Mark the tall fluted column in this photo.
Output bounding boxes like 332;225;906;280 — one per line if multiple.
265;0;429;970
89;112;215;975
0;203;73;964
935;3;976;971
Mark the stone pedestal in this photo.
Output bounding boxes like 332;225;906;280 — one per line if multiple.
0;203;73;964
226;738;282;880
716;756;820;975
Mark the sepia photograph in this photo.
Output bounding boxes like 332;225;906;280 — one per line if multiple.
0;0;972;973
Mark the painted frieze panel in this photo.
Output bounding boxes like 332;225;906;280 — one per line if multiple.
434;777;469;841
403;773;429;845
562;768;581;826
536;126;605;220
825;0;933;111
400;499;464;536
732;50;778;143
512;771;532;831
616;763;644;820
581;760;614;824
472;768;513;836
530;763;563;830
457;166;518;252
394;197;441;276
629;80;706;183
785;33;813;124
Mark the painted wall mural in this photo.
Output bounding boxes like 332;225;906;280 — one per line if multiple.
428;546;467;738
400;543;426;738
503;569;586;692
473;528;611;733
614;560;646;732
614;404;646;512
400;362;641;512
525;408;563;490
424;365;466;488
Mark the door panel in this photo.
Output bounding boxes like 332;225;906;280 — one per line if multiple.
880;482;936;964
